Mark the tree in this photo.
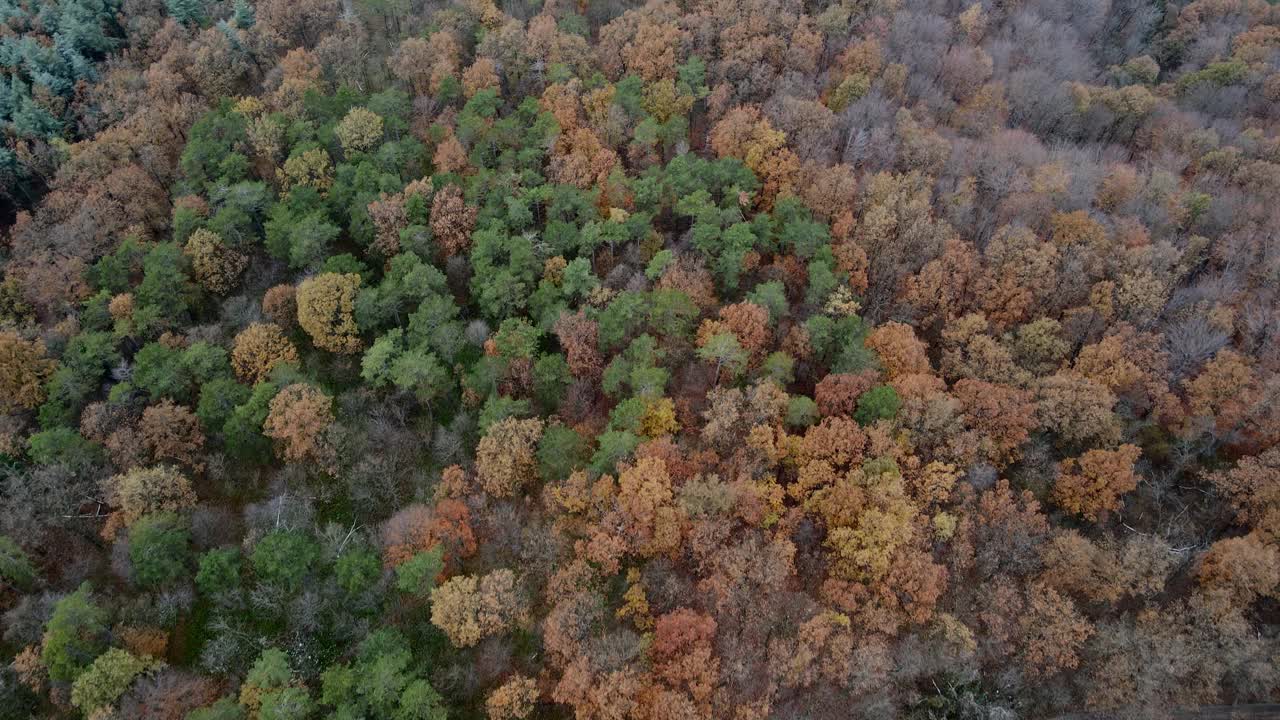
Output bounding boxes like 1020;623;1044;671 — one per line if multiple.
696;332;748;384
854;385;901;426
41;583;109;683
252;530;320;592
865;322;931;378
1020;584;1093;676
814;372;878;418
140;400;206;472
196;547;242;597
232;323;299;384
262;285;297;329
297;273;363;354
70;648;157;715
430;569;526;648
1197;535;1280;605
335;107;384;156
430;184;477;259
166;0;207;25
487;674;538;720
0;535;36;589
554;311;603;379
263;384;336;473
109;466;197;528
1036;372;1121;448
0;332;56;413
1052;444;1141;522
129;512;191;587
233;0;255;27
184;229;247;295
475;417;544;498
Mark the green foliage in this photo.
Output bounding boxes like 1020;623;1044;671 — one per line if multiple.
260;687;316;720
197;376;252;433
590;430;640;475
188;696;247;720
319;629;446;719
761;351;795;384
39;331;121;428
470;224;540;320
167;0;207;26
645;249;674;280
533;353;571;410
538;424;589;482
41;583;109;682
786;395;820;429
196;547;242;596
223;381;279;463
0;0;120;145
602;335;667;399
91;237;149;294
646;289;699;342
70;648;156;714
335;547;383;595
252;530;320;591
597;292;651;352
478;395;531;432
180;102;250;192
134;243;199;334
747;281;789;322
27;427;102;469
854;385;901;426
232;0;255;27
129;512;191;588
362;330;453;404
132;341;231;403
394;546;443;597
697;333;748;380
245;648;294;692
0;535;36;589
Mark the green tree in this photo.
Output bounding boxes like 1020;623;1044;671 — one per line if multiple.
233;0;255;27
189;696;247;720
166;0;207;26
335;547;383;595
538;424;588;482
854;385;901;426
0;535;36;590
41;583;109;682
395;546;444;597
196;547;242;597
697;333;748;383
70;648;156;714
252;530;320;591
129;512;191;588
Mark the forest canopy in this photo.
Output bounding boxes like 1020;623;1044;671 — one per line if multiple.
3;0;1280;718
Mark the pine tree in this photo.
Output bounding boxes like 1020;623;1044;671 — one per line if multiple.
233;0;255;28
166;0;206;26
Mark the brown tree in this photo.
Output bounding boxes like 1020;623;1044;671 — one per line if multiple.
475;417;545;498
486;674;538;720
1197;535;1280;605
296;273;362;354
263;383;337;473
431;569;526;648
0;331;56;413
232;323;300;384
554;311;603;379
139;401;205;473
262;284;297;329
1051;444;1141;522
1020;583;1093;676
183;228;247;295
430;184;478;259
108;466;197;527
